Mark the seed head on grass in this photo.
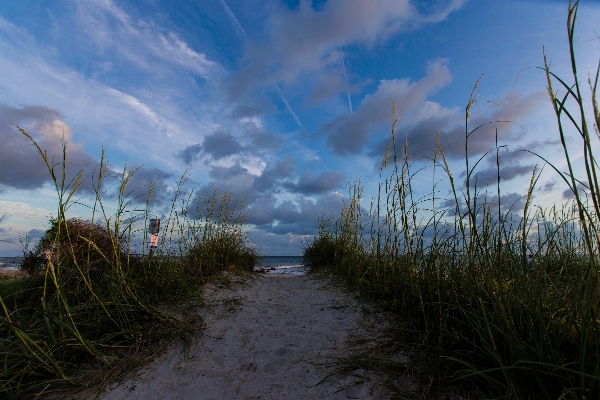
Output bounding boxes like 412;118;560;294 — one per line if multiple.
303;3;600;397
0;129;257;399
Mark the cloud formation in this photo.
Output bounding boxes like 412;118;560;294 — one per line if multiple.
0;201;52;220
176;144;203;165
470;164;536;188
27;228;45;239
229;0;464;101
284;170;346;195
436;91;544;159
0;104;176;205
0;104;98;192
245;191;345;235
368;89;545;163
0;0;577;257
252;157;295;192
563;181;589;199
74;0;220;78
440;191;528;217
119;166;173;205
0;12;219;172
202;130;245;160
323;58;452;155
187;154;347;239
175;122;284;165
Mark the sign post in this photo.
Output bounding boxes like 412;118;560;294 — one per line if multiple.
149;219;160;235
148;218;160;259
149;234;159;249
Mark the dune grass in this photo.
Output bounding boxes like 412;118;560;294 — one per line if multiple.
0;130;258;399
304;2;599;398
0;276;29;300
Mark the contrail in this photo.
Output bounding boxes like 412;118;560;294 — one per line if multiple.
277;86;304;130
219;0;248;41
220;0;302;130
340;48;353;113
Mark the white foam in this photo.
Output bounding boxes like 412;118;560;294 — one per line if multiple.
254;264;307;275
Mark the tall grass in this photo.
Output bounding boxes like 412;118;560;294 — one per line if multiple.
304;2;599;398
0;130;257;398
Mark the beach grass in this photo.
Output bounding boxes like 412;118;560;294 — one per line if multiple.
304;2;600;398
0;131;258;398
0;276;29;301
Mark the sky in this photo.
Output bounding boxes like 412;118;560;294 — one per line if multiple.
0;0;599;256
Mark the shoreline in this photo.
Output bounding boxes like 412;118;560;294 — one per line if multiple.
0;269;24;278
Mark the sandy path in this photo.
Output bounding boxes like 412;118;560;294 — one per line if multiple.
102;273;389;400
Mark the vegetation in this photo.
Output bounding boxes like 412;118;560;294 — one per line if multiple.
304;2;599;398
0;131;258;398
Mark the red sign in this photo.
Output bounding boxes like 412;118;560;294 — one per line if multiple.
150;234;159;249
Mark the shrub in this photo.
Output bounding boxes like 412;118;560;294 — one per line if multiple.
21;218;125;279
0;130;258;398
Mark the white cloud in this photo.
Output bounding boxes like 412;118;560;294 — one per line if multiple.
230;0;465;99
107;88;160;125
0;13;221;174
74;0;220;77
239;156;267;176
323;58;453;154
0;201;52;219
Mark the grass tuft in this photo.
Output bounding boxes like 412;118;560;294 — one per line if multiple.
304;2;600;398
0;130;258;399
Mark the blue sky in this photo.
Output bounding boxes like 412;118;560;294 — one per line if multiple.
0;0;599;256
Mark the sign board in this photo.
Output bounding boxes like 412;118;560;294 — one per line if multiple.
150;234;159;249
149;219;160;235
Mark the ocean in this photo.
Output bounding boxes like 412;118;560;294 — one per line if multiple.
0;256;307;275
0;257;20;271
255;256;306;275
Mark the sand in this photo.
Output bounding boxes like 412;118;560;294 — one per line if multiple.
0;269;24;278
102;273;391;399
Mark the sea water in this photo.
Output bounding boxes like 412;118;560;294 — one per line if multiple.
254;256;306;275
0;257;20;271
0;256;308;275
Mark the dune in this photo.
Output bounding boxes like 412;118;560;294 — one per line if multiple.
102;273;391;399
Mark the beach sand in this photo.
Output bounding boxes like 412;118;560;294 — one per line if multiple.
102;273;391;399
0;269;24;278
